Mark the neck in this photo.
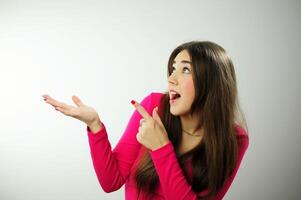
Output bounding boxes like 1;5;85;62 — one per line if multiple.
180;112;202;134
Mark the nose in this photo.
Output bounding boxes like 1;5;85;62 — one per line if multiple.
168;73;178;86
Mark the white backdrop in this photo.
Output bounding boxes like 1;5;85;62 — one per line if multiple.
0;0;300;199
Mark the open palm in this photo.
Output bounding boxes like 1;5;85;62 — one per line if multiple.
42;94;99;126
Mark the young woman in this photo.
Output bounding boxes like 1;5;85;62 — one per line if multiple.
42;41;249;200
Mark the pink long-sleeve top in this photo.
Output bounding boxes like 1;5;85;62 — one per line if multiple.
86;92;249;200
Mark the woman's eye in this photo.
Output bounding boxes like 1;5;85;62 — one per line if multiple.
183;67;191;73
170;66;191;74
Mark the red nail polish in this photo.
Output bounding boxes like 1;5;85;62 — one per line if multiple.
131;100;135;105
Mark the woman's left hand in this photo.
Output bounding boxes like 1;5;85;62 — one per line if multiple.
131;100;170;151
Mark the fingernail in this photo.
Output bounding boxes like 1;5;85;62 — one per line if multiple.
131;100;135;105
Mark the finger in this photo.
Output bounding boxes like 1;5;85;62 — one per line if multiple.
54;106;67;115
43;95;65;108
136;132;142;143
139;118;145;126
54;105;75;116
131;100;151;120
72;95;84;107
42;94;53;100
42;94;49;99
55;106;63;112
42;94;51;102
152;107;164;127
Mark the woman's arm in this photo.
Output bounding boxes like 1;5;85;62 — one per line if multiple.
86;93;155;192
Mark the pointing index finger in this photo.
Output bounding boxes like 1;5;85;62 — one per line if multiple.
131;100;151;120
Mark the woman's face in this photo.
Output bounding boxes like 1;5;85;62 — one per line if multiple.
168;49;195;116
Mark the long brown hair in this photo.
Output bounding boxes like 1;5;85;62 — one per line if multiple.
134;41;248;199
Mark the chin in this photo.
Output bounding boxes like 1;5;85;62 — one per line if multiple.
170;107;188;116
170;110;180;116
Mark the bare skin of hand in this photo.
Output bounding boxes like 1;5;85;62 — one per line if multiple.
131;100;170;151
42;94;103;133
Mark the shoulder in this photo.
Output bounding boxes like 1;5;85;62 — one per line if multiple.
149;91;165;100
139;91;166;114
140;91;165;106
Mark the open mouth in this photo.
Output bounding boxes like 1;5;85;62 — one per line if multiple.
170;91;181;101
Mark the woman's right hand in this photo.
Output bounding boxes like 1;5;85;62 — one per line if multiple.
42;94;103;132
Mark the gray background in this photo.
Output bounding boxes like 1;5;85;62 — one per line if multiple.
0;0;300;199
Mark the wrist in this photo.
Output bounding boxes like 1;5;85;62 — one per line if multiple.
152;140;170;151
87;118;103;134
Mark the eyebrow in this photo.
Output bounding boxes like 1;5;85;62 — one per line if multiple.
172;60;192;65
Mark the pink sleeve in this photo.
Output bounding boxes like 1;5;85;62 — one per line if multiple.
86;93;154;193
149;128;249;200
